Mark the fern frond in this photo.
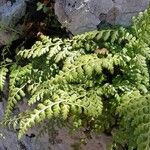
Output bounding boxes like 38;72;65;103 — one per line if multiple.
0;58;12;92
117;91;150;150
3;64;32;121
28;86;49;105
0;66;8;92
17;36;59;58
18;89;103;138
3;85;26;122
131;7;150;45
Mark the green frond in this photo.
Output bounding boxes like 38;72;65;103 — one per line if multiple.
0;66;8;92
0;58;12;92
3;85;26;122
17;36;59;58
2;64;32;122
117;91;150;150
131;7;150;45
28;87;49;105
18;89;103;138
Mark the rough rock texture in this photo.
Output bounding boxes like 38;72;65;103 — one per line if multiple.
55;0;150;34
0;0;26;46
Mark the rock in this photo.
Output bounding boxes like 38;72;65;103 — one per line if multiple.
0;0;26;46
55;0;150;34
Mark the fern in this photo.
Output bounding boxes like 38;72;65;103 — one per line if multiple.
131;7;150;45
0;58;12;92
3;64;32;122
0;66;8;92
1;6;150;150
18;89;103;138
116;91;150;150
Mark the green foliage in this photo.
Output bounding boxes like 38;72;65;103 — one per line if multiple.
115;91;150;150
0;65;8;92
0;58;12;92
131;8;150;45
1;6;150;150
37;1;50;13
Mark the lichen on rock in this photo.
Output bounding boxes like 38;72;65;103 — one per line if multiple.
0;0;26;46
55;0;150;34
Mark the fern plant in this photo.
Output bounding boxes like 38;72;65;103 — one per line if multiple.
1;6;150;150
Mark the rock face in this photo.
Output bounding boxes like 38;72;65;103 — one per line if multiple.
55;0;150;34
0;0;26;46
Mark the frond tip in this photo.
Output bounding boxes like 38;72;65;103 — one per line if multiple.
0;67;8;92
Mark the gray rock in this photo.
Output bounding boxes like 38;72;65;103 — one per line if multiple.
0;0;26;46
55;0;150;34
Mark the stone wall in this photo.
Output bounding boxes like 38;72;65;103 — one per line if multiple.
55;0;150;34
0;0;26;46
